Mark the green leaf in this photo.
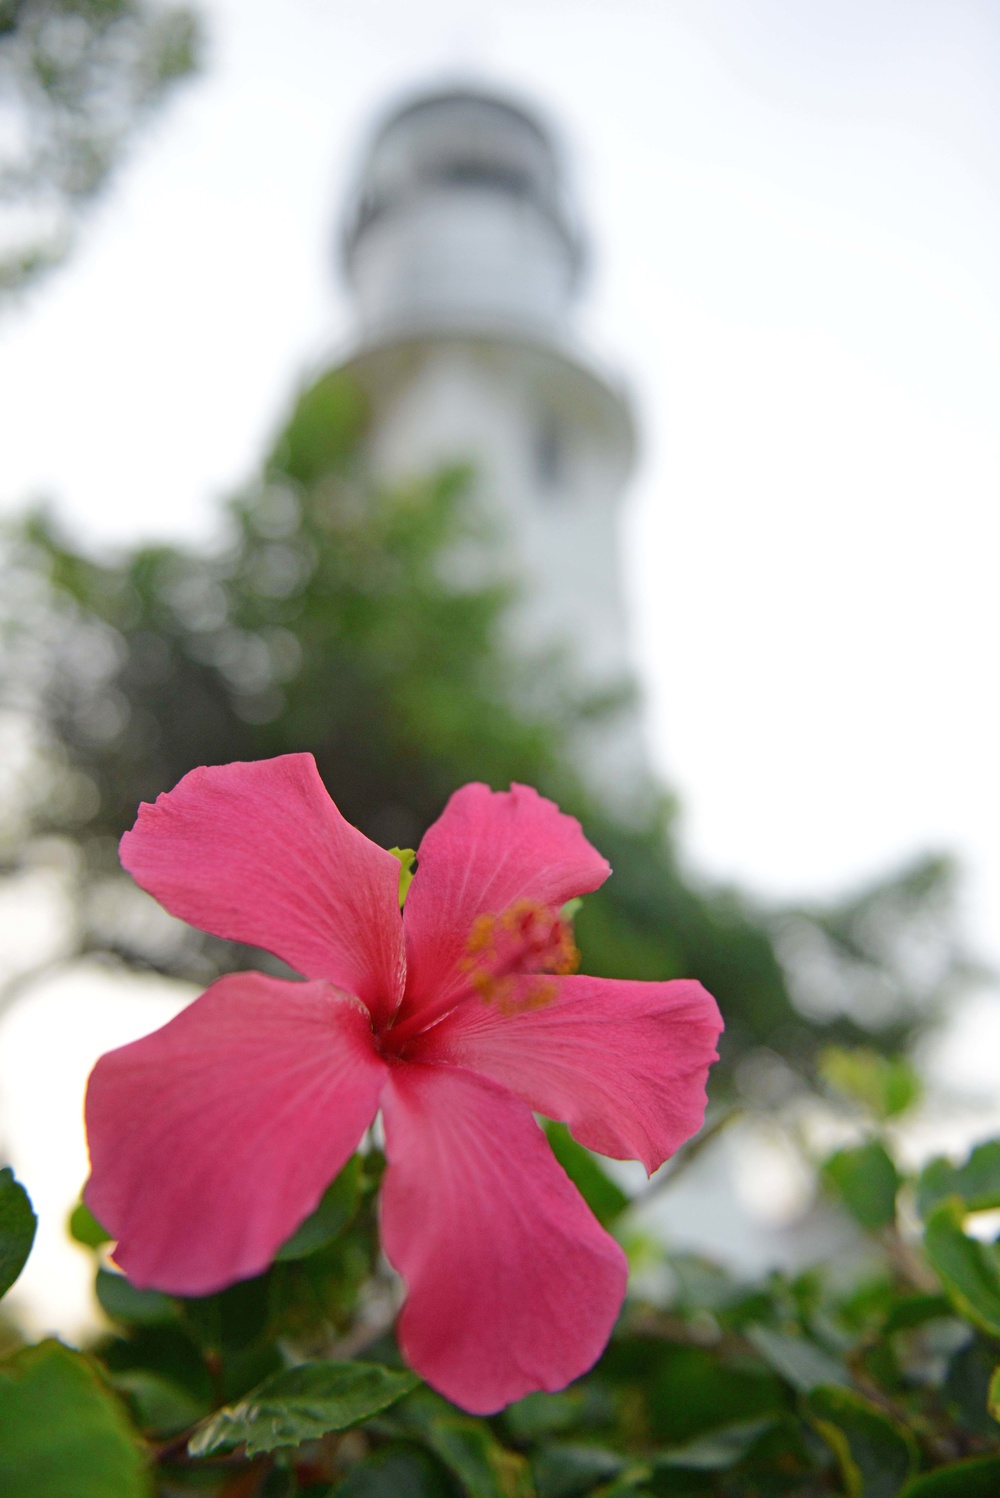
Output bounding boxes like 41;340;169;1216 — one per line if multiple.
408;1404;533;1497
656;1415;777;1470
109;1368;208;1438
0;1166;36;1300
807;1386;917;1498
96;1269;179;1327
898;1455;1000;1496
275;1156;361;1260
0;1340;151;1497
389;1389;532;1498
97;1323;215;1407
923;1199;1000;1338
181;1271;272;1354
420;1414;532;1498
822;1141;900;1231
68;1202;112;1249
638;1341;785;1444
545;1122;629;1226
532;1443;627;1498
334;1442;456;1498
917;1140;1000;1219
819;1047;922;1120
944;1336;1000;1438
188;1359;419;1457
882;1294;953;1333
504;1389;589;1441
747;1325;850;1393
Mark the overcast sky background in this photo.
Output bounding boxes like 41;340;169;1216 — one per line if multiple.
2;0;998;958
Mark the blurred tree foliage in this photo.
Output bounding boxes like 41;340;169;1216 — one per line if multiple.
0;0;201;296
0;368;971;1085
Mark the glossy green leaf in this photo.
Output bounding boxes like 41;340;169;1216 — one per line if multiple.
898;1455;1000;1496
988;1364;1000;1422
96;1269;179;1327
545;1121;629;1225
917;1141;1000;1220
0;1340;151;1497
68;1202;112;1249
0;1166;36;1300
275;1156;361;1260
923;1199;1000;1338
656;1415;777;1470
822;1141;900;1231
188;1359;418;1457
334;1442;456;1498
807;1386;917;1498
747;1325;850;1393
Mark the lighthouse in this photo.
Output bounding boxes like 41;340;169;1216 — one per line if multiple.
337;86;647;806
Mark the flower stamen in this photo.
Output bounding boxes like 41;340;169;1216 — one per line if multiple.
461;900;579;1014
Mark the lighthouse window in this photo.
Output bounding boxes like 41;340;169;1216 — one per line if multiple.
439;159;534;199
534;413;566;495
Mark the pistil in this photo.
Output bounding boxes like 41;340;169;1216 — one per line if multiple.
381;899;578;1053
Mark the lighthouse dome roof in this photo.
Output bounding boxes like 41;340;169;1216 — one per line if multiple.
342;85;584;300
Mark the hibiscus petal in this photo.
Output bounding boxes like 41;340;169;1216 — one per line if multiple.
380;1062;627;1414
120;754;405;1023
400;783;610;1018
84;972;386;1295
412;976;723;1174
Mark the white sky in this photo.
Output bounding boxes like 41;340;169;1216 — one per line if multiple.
1;0;998;954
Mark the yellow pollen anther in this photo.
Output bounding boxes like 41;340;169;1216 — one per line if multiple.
460;899;579;1013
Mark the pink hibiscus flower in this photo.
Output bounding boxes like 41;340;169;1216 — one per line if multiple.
84;754;723;1414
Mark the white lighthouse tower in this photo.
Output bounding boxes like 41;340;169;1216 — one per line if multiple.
338;86;647;805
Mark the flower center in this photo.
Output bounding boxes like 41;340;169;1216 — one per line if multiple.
460;900;579;1014
379;899;579;1055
